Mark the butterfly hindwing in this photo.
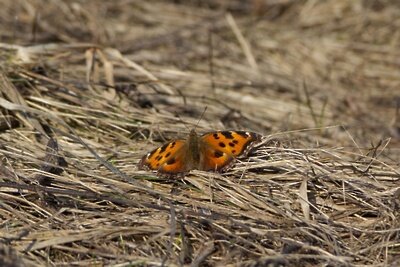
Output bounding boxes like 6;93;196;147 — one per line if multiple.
138;140;189;175
199;131;261;171
200;145;234;171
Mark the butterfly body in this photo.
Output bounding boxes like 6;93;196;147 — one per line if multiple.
138;129;261;177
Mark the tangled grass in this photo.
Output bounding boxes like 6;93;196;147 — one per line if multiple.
0;0;399;266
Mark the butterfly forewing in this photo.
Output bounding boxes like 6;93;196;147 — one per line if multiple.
200;131;261;157
138;140;189;174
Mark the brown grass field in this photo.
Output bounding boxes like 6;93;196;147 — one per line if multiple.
0;0;399;266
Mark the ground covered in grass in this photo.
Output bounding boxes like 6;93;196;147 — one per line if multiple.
0;0;399;266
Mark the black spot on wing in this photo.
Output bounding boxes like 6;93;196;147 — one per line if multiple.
166;158;176;165
233;140;239;144
159;143;169;154
214;150;224;158
165;152;171;158
219;142;226;148
221;131;234;139
213;133;220;139
147;148;159;159
236;131;250;138
170;142;176;148
228;142;235;147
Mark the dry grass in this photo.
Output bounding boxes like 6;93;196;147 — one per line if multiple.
0;0;399;266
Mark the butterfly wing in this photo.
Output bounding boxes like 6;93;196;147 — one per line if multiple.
138;140;190;176
199;131;261;171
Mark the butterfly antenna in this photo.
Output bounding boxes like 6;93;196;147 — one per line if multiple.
176;114;191;132
194;106;207;131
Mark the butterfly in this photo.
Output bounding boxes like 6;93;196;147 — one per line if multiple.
138;129;262;177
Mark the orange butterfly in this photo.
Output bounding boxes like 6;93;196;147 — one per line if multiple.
138;129;261;177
